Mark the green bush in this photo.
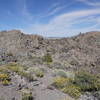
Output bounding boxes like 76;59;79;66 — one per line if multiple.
7;63;24;74
26;74;34;82
22;92;34;100
54;69;75;80
0;70;10;86
53;77;68;89
35;70;44;78
53;76;81;99
54;70;67;78
19;72;34;82
7;65;20;73
2;79;9;86
6;52;13;56
0;66;8;73
43;53;52;64
73;71;100;91
61;85;81;99
7;63;34;82
0;73;8;81
18;71;28;77
53;70;100;99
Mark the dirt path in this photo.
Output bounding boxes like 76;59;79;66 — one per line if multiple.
31;69;74;100
0;69;74;100
0;84;21;100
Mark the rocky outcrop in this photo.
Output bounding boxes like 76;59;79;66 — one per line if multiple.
0;30;100;73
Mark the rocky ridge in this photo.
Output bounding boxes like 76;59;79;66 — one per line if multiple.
0;30;100;73
0;30;100;100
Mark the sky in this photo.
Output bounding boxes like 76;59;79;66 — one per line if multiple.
0;0;100;37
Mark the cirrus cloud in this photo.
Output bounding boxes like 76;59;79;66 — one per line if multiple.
24;8;100;37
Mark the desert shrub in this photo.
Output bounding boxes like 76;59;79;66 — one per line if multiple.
7;63;24;73
6;52;13;56
0;66;8;73
53;76;81;99
53;71;100;99
7;65;19;73
2;79;9;86
61;85;81;99
7;63;34;82
35;70;44;78
19;72;34;82
53;77;69;89
8;62;18;66
73;71;100;91
53;69;75;80
27;67;35;74
22;92;34;100
18;71;27;77
43;53;52;64
26;74;34;82
0;73;9;86
53;70;67;78
0;73;8;81
21;89;34;100
65;71;75;81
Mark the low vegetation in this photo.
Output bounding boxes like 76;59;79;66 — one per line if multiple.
73;71;100;92
0;73;9;86
43;53;52;64
0;73;8;81
53;69;75;80
6;52;13;57
21;89;34;100
61;85;81;99
53;76;80;99
53;77;68;89
35;69;44;78
22;92;33;100
0;63;35;83
0;30;100;100
52;70;100;99
2;79;9;86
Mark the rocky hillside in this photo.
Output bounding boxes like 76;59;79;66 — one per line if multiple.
0;30;100;73
0;30;100;100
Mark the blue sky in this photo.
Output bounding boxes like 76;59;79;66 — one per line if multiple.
0;0;100;37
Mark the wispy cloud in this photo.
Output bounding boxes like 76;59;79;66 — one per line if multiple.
77;0;100;7
15;0;100;37
42;6;65;17
37;1;75;19
46;1;75;16
15;0;75;23
22;2;33;20
16;0;34;22
25;8;100;37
